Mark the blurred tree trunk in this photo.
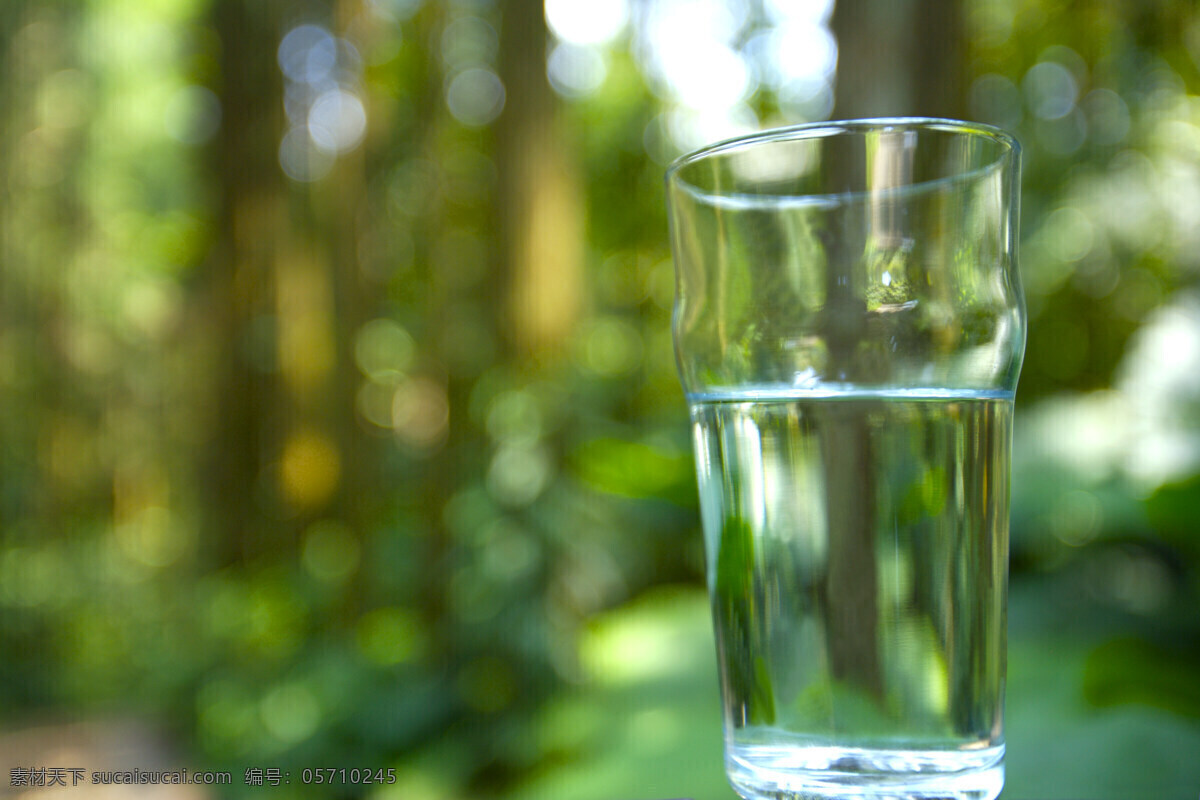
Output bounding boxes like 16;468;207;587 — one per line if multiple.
819;154;883;696
203;0;368;570
831;0;966;120
495;0;583;357
317;0;373;620
823;1;968;698
0;2;89;530
242;0;380;623
202;0;289;564
0;1;34;535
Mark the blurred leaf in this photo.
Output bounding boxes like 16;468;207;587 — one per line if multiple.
1005;624;1200;800
509;588;728;800
1144;474;1200;556
1083;636;1200;718
714;515;774;726
572;437;692;503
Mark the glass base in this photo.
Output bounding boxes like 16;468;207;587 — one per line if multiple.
726;743;1004;800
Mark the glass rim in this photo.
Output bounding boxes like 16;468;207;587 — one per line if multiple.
665;117;1021;207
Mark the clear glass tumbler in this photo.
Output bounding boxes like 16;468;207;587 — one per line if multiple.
666;119;1024;800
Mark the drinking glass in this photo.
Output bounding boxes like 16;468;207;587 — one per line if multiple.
666;119;1024;800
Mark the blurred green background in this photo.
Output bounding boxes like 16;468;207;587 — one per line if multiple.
1;0;1198;798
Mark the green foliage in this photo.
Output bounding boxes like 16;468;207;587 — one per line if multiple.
573;437;694;504
0;1;1198;799
1083;636;1200;718
713;515;776;725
